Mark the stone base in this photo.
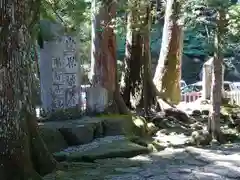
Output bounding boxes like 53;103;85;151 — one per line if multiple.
38;115;150;153
86;87;108;113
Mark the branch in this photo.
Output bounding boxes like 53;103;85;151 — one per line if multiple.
44;0;69;28
28;0;41;29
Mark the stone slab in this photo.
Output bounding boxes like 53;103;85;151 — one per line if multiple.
59;124;95;145
53;139;150;162
39;127;68;153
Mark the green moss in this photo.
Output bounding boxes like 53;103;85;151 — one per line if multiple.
221;105;240;116
43;160;144;180
97;114;131;118
128;136;165;152
39;127;68;153
221;106;232;115
41;107;83;121
125;116;148;137
97;114;149;137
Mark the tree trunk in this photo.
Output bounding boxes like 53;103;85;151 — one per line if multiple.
118;1;189;122
0;1;56;179
142;4;158;114
153;0;183;104
208;9;226;142
90;0;129;114
90;0;116;92
155;0;164;22
120;3;144;109
27;113;57;175
120;1;157;114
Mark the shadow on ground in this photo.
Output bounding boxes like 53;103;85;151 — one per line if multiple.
44;143;240;180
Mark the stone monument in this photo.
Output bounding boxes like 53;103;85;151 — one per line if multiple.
86;85;108;113
38;22;81;112
202;57;224;99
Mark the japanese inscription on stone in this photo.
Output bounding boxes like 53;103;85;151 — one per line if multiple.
52;96;64;109
64;53;77;73
52;71;64;83
64;36;76;50
66;89;78;107
52;84;65;95
39;33;81;112
52;57;63;69
65;74;77;87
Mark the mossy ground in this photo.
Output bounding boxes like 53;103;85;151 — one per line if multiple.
41;107;240;180
97;114;149;137
43;160;145;180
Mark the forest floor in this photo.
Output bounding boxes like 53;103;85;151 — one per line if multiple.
43;136;240;180
41;100;240;180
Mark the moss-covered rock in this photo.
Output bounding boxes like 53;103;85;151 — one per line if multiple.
40;107;83;122
221;103;240;115
39;127;68;153
190;130;211;146
190;122;204;131
129;136;165;152
146;122;159;136
39;114;151;154
39;118;105;146
98;114;149;137
221;105;240;128
59;125;94;146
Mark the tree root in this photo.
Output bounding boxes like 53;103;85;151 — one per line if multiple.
107;72;190;126
26;113;57;175
0;113;48;180
148;81;190;123
24;170;43;180
207;116;225;144
113;87;131;115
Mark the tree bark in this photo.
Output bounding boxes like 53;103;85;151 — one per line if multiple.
153;0;183;104
120;1;157;114
90;0;116;92
208;9;226;142
0;0;56;179
142;4;158;114
27;113;57;175
90;0;129;114
120;3;144;109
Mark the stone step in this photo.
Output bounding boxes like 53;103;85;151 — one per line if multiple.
38;115;149;153
53;137;151;162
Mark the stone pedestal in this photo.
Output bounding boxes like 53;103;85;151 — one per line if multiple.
202;57;225;100
86;87;108;113
202;62;212;99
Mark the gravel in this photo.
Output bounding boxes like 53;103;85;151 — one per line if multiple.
62;135;126;153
